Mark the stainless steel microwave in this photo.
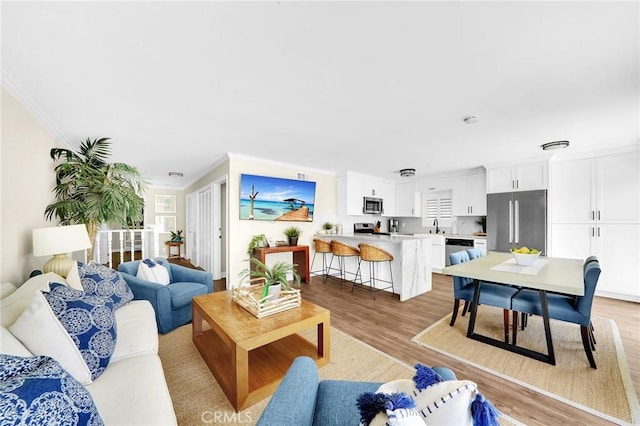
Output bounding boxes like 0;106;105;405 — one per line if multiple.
363;196;383;214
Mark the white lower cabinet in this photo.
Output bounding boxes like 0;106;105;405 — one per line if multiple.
415;234;445;272
551;223;640;301
473;239;487;256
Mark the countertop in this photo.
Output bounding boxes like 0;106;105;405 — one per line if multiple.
314;233;424;243
314;232;486;242
389;233;486;240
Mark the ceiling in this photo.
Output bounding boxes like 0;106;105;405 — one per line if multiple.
2;1;638;188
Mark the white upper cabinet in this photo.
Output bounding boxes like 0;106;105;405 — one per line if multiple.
486;161;548;193
395;182;422;217
550;149;640;301
337;172;396;216
550;158;593;222
452;173;486;216
551;150;639;223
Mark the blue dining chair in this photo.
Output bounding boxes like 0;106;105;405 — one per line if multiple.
510;257;601;368
449;251;519;343
466;248;483;260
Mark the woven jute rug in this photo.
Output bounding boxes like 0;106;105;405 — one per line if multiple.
158;324;522;425
411;305;640;425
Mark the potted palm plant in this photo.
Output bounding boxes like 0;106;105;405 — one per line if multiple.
44;137;147;261
239;257;301;300
283;226;302;246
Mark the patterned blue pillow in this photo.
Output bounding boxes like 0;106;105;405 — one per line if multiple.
78;261;133;309
44;282;117;381
0;354;104;426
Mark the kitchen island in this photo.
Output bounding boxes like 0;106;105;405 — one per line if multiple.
314;234;432;301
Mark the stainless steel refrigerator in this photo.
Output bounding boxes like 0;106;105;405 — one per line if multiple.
487;189;547;253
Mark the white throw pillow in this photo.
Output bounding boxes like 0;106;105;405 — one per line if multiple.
65;261;83;290
0;272;66;327
1;326;32;357
9;290;92;385
137;261;170;285
371;379;476;426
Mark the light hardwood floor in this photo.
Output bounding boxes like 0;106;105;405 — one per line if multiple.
214;273;639;425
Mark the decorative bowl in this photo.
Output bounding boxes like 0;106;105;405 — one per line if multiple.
511;251;541;266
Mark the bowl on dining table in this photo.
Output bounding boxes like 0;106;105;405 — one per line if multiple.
510;249;541;266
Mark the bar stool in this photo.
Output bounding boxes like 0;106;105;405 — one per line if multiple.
311;238;333;284
327;240;361;290
355;243;394;300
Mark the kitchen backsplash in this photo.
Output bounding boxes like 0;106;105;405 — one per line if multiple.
395;216;484;235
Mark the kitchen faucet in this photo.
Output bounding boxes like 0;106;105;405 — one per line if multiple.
433;218;440;234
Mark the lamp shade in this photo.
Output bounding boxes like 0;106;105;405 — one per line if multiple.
33;224;92;256
32;225;92;278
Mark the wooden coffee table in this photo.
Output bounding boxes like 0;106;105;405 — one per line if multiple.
192;291;330;411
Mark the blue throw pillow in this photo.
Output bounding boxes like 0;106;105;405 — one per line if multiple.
0;354;104;425
44;282;117;381
78;261;133;309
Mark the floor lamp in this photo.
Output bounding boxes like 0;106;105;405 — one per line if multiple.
32;224;92;278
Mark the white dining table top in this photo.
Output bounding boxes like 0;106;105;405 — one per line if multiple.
442;252;584;296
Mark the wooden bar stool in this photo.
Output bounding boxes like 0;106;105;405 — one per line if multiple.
327;240;361;290
311;238;333;284
354;243;394;300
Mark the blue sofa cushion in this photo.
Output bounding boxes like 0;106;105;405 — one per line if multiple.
44;283;117;381
0;354;104;425
78;261;133;310
169;282;209;309
313;380;381;426
257;357;319;426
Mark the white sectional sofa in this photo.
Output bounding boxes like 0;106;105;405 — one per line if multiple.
0;273;177;425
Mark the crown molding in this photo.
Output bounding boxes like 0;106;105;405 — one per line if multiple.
1;68;73;150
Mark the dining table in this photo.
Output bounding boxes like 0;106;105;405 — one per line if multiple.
442;251;584;365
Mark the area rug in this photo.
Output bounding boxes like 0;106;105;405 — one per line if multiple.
411;306;640;425
158;324;522;425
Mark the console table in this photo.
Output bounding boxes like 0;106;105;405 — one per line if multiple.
252;245;310;283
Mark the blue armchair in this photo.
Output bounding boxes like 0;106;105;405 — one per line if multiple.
118;258;213;334
256;356;457;426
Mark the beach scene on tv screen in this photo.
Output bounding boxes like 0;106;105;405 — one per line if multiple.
240;174;316;221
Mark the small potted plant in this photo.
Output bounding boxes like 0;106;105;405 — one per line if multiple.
476;216;487;234
322;222;333;234
283;226;302;246
239;258;301;300
247;234;267;257
169;230;184;243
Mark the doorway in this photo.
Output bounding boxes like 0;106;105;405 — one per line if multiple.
186;175;227;280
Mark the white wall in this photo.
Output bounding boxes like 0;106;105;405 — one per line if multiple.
0;88;64;283
144;187;185;258
226;157;337;285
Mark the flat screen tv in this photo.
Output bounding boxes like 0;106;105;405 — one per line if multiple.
240;174;316;221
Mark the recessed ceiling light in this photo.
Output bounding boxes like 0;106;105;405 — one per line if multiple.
463;116;479;124
400;168;415;177
168;171;184;178
541;141;570;151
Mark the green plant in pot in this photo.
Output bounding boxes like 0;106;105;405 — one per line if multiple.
170;230;184;242
283;226;302;246
476;216;487;233
239;257;301;300
44;137;147;261
247;234;267;258
322;222;333;234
